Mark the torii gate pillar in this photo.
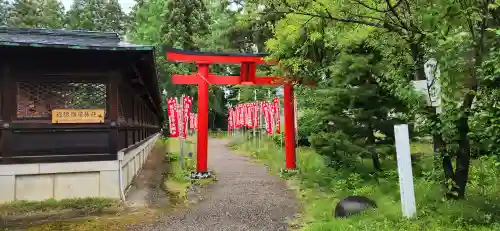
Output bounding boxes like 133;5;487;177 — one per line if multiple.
196;63;210;174
283;83;296;169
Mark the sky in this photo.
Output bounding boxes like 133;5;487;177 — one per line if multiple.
59;0;135;13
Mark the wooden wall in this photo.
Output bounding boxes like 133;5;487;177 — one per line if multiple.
0;47;161;164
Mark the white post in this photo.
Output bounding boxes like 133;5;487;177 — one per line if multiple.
394;124;417;218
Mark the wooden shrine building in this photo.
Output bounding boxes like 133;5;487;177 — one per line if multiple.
0;28;163;202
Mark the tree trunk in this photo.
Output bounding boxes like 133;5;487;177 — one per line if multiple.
452;122;471;199
368;128;382;171
442;155;454;183
371;153;382;172
449;93;474;199
410;41;426;81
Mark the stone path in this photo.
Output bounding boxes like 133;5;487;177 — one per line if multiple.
131;138;298;231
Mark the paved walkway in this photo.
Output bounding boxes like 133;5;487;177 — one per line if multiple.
132;138;298;231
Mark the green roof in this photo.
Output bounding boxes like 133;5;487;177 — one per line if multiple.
0;27;154;51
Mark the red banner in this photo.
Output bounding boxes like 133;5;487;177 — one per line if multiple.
232;107;237;129
189;112;195;130
263;102;273;134
180;96;193;138
273;97;281;134
253;102;259;128
194;113;198;130
245;103;254;128
228;110;232;133
238;104;245;128
166;97;179;137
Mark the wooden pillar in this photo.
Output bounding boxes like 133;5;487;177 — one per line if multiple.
284;83;297;169
196;63;210;173
127;92;133;146
0;65;14;164
108;71;120;155
133;97;138;143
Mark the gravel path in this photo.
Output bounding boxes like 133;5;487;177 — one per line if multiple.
132;138;298;231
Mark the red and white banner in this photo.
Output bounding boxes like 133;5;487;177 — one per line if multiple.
193;113;198;130
228;110;232;133
189;112;195;130
229;99;282;135
166;97;179;137
272;97;281;134
245;103;254;128
253;102;259;128
263;102;273;134
238;104;245;127
180;96;193;138
232;107;237;129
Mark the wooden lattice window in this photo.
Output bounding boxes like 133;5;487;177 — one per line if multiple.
16;82;107;119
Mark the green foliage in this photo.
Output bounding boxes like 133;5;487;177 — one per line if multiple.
4;0;127;32
66;0;127;33
128;0;233;129
7;0;65;29
469;45;500;157
0;198;119;216
233;138;500;231
0;0;11;26
261;0;500;198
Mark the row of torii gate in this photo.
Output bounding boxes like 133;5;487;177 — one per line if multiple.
165;48;311;177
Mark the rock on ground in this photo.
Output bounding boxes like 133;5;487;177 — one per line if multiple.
129;138;298;231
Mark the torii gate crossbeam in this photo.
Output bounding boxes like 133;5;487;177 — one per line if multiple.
164;47;302;178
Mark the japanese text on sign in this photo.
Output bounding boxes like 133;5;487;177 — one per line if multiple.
52;109;105;124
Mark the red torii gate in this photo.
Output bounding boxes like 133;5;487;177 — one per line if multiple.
165;48;301;178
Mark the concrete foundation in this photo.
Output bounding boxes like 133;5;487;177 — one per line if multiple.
0;133;161;203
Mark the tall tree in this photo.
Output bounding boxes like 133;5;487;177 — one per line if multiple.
8;0;65;29
128;0;212;112
8;0;42;28
263;0;500;198
101;0;127;34
67;0;126;33
161;0;209;50
0;0;11;26
39;0;65;28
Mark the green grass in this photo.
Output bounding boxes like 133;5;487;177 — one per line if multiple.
161;138;196;204
229;138;500;231
8;139;200;231
161;137;215;204
209;130;229;139
0;198;119;217
0;198;125;231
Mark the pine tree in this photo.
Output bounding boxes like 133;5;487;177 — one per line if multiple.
67;0;125;33
101;0;126;33
7;0;65;29
161;0;209;50
39;0;65;29
8;0;42;28
66;0;103;31
0;0;11;26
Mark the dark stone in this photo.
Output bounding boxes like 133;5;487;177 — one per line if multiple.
334;196;377;218
297;137;311;147
410;153;420;163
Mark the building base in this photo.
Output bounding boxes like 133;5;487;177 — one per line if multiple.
0;133;160;203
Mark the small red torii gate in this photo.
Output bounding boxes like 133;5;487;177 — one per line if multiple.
165;48;303;178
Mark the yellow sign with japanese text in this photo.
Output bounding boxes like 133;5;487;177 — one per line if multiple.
51;109;105;124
